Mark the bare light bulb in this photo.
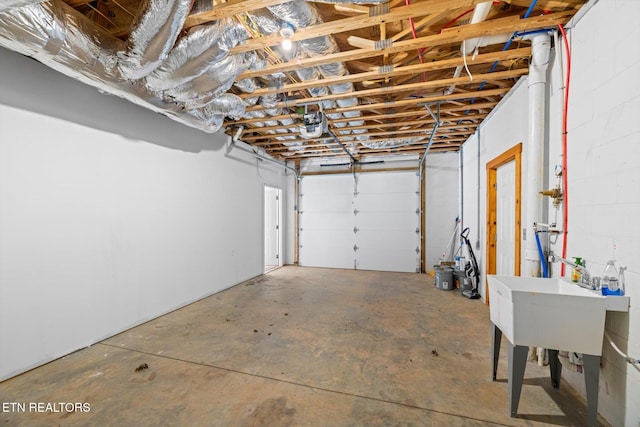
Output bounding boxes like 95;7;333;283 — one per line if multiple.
280;24;294;51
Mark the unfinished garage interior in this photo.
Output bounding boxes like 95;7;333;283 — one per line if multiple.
1;0;638;425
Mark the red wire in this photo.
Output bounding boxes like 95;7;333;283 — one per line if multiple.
417;8;475;57
416;2;501;57
404;2;502;84
558;23;571;276
405;0;425;82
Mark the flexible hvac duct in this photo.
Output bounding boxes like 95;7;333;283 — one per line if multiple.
237;2;350;155
167;107;225;133
0;0;47;13
360;137;425;149
268;0;318;28
204;94;248;120
117;0;192;80
145;19;247;91
241;96;267;125
0;1;121;80
0;1;67;59
245;8;282;35
266;0;364;152
235;58;268;95
0;0;126;88
254;92;304;151
235;77;260;93
259;93;282;117
165;51;257;107
0;0;240;134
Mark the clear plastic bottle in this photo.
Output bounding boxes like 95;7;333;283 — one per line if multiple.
601;260;621;296
618;266;626;296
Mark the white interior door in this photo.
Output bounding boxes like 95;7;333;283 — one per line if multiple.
264;186;280;270
496;161;516;275
299;171;419;273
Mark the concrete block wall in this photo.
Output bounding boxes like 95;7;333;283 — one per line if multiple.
547;2;640;425
0;48;291;381
461;1;640;425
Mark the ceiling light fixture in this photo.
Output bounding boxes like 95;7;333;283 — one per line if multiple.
280;23;295;51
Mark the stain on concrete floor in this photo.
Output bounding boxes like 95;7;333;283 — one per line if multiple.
0;267;607;426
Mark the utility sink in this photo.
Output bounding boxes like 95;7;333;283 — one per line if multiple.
487;276;630;355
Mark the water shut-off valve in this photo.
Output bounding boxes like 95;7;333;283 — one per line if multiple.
540;186;563;207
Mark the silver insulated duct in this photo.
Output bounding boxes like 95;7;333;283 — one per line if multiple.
0;0;250;133
117;0;192;80
0;0;374;142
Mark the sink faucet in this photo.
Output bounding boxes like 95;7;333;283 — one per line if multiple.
549;253;595;289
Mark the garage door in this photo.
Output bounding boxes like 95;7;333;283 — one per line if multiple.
299;171;420;273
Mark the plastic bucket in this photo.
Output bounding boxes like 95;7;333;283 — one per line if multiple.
435;267;455;290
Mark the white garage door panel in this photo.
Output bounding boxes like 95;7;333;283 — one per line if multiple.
299;175;353;269
355;193;418;212
301;212;353;230
301;193;352;212
357;230;418;250
301;229;352;246
357;212;418;231
300;171;419;273
301;248;354;269
355;172;419;273
302;174;353;192
357;172;418;193
356;248;418;272
300;231;354;269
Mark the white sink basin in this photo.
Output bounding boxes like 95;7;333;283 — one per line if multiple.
487;276;630;355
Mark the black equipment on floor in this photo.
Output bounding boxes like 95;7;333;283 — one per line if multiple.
460;227;480;299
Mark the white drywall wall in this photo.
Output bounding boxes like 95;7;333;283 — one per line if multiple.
424;151;460;270
461;78;530;299
461;1;640;425
0;47;291;381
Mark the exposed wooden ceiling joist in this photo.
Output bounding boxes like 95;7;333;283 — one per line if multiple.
53;0;586;160
239;12;571;79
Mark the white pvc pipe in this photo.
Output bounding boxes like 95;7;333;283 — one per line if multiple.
462;33;513;56
524;33;551;278
462;2;512;56
470;1;492;24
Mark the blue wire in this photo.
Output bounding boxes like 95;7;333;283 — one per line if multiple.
534;231;548;278
523;0;539;19
462;0;539;117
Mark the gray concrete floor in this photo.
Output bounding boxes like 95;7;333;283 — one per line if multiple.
0;266;606;426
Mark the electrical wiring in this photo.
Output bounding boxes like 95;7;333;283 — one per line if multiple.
417;7;475;58
405;0;425;82
558;22;571;276
405;2;502;81
461;40;474;81
604;331;640;366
